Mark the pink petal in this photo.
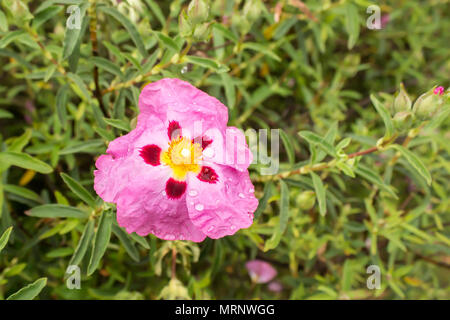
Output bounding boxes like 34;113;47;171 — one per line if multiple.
139;78;229;136
246;260;277;284
186;164;258;239
116;181;206;242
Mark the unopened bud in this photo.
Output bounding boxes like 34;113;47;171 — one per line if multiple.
2;0;33;25
179;10;193;37
192;22;212;41
296;191;316;210
393;83;412;113
243;0;263;22
187;0;210;25
413;88;443;119
392;111;413;132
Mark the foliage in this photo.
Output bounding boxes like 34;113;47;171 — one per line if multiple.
0;0;449;300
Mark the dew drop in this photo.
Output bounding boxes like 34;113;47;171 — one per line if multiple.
195;203;204;211
207;225;215;232
189;189;198;197
181;66;188;74
248;188;255;193
230;225;236;231
238;192;245;199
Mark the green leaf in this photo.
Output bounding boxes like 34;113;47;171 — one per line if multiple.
99;6;146;57
103;118;131;132
184;55;229;73
129;233;150;250
311;172;327;216
254;181;272;220
355;164;398;198
60;173;96;208
56;84;69;126
212;23;238;42
67;72;90;100
6;278;47;300
3;184;41;202
279;129;295;165
26;204;89;219
32;5;62;29
242;42;281;62
0;226;13;254
220;73;236;109
112;224;140;262
59;139;105;155
0;109;13;119
316;122;338;162
299;131;337;158
389;145;432;185
0;9;8;32
7;277;47;300
0;151;53;174
153;31;181;52
370;94;394;138
264;180;289;251
144;0;166;27
8;129;32;152
62;5;86;59
0;30;26;49
91;56;123;78
69;219;95;266
88;210;114;275
345;3;360;49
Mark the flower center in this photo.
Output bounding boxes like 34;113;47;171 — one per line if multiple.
161;137;202;180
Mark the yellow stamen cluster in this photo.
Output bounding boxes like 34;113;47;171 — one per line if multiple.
161;137;202;180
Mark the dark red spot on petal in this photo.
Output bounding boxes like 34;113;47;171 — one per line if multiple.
168;121;182;140
193;136;213;149
140;144;161;166
197;166;218;184
166;178;187;199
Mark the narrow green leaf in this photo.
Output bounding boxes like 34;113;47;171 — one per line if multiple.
112;224;140;262
99;6;146;57
264;180;289;251
184;55;229;73
311;172;327;216
212;23;238;42
67;72;90;100
242;42;281;62
279;129;295;165
0;9;8;32
56;84;69;126
0;226;13;254
0;151;53;174
3;184;41;202
59;139;105;155
153;31;181;52
220;73;236;109
0;109;13;119
26;204;89;219
370;94;393;138
60;173;96;208
32;5;62;29
254;181;272;220
8;129;32;152
69;219;95;266
389;145;432;185
144;0;166;27
129;233;150;250
91;56;123;78
345;3;360;49
316;122;338;162
103;118;130;132
7;277;47;300
62;5;86;59
299;131;337;158
355;164;398;198
88;210;114;275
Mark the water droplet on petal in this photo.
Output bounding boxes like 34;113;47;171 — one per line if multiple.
181;66;188;74
207;225;215;232
195;203;204;211
238;193;245;198
189;189;198;197
248;188;255;193
230;225;236;231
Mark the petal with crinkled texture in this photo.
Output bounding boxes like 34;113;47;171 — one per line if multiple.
185;164;258;239
116;181;206;242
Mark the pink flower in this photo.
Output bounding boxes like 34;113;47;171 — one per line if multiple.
433;86;444;96
246;260;277;284
94;78;258;242
268;281;283;293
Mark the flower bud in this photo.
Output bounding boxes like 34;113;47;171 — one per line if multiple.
412;88;443;119
178;10;193;37
392;111;413;132
243;0;264;22
296;191;316;211
2;0;33;25
187;0;210;25
393;83;412;113
192;22;212;41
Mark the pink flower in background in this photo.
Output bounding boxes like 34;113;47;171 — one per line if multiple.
246;260;277;283
94;78;258;242
433;86;444;96
268;281;283;293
